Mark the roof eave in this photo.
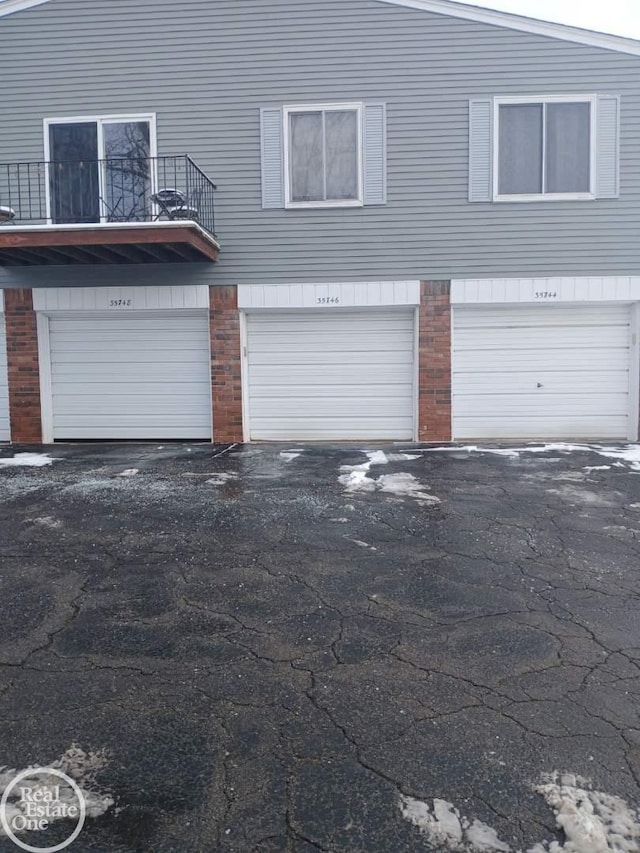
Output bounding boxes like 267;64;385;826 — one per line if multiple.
378;0;640;57
0;0;52;17
2;0;640;59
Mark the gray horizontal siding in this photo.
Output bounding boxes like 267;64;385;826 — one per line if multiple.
1;0;640;287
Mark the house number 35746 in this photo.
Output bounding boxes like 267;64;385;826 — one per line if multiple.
317;296;340;305
109;299;133;307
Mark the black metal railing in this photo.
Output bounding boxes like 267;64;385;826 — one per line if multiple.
0;155;217;236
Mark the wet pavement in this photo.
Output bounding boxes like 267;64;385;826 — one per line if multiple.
0;441;639;851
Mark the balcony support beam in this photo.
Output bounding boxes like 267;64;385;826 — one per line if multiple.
0;223;219;266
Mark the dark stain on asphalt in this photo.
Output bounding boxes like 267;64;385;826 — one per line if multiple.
0;442;639;851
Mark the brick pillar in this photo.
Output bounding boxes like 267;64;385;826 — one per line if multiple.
5;289;42;444
210;285;243;443
418;280;452;442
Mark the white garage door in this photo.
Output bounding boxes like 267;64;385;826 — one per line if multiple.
48;311;211;440
246;308;416;440
453;304;632;440
0;312;9;442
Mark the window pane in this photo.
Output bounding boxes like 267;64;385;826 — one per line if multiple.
498;104;543;195
49;123;100;224
103;121;151;222
325;110;358;200
290;112;324;202
546;102;591;194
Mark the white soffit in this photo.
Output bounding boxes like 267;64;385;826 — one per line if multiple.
377;0;640;57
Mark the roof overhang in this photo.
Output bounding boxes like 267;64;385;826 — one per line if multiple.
0;0;51;17
2;0;640;58
377;0;640;56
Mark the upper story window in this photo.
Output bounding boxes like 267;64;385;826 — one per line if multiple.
494;96;595;201
45;114;156;223
284;103;363;208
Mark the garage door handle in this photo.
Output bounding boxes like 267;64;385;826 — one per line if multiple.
537;382;543;388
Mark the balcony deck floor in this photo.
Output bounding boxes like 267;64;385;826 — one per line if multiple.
0;222;220;265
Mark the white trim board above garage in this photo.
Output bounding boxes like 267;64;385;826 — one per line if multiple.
452;277;640;304
238;281;420;309
33;285;210;312
0;293;9;442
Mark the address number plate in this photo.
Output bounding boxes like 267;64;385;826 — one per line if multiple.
534;291;558;300
109;299;134;308
317;296;340;305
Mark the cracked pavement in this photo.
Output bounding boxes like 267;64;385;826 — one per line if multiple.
0;442;639;851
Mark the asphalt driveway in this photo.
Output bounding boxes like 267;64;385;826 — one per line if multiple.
0;441;639;852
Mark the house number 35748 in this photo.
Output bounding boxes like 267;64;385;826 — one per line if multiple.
317;296;340;304
109;299;133;307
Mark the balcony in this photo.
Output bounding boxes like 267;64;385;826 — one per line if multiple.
0;155;220;265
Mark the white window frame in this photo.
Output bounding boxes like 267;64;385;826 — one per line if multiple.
492;94;597;202
283;102;364;209
43;113;158;225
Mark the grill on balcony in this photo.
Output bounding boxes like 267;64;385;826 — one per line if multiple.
0;155;219;265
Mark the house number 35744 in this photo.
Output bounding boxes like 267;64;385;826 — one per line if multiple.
317;296;340;304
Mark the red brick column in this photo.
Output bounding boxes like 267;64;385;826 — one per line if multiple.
210;285;243;443
5;289;42;444
418;280;452;442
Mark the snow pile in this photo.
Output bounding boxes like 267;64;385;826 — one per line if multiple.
0;745;114;836
530;772;640;853
339;451;439;505
117;468;139;477
422;444;640;472
399;796;510;851
0;453;59;468
399;774;640;853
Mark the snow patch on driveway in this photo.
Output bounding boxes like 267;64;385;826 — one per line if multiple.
422;444;640;472
206;472;238;486
399;773;640;853
399;796;509;850
0;745;114;837
0;453;59;468
531;772;640;853
339;451;439;505
377;472;440;504
280;450;304;462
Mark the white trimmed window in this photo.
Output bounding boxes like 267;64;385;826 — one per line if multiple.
493;95;596;201
283;103;363;208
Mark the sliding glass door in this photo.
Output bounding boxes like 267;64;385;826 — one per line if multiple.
49;123;100;224
47;116;154;224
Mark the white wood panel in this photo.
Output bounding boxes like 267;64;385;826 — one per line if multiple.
246;308;415;440
452;277;640;305
452;304;632;440
48;311;211;440
238;281;420;309
33;285;210;312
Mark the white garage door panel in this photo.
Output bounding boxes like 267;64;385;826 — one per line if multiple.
453;304;631;440
247;309;415;441
49;312;211;440
0;316;9;442
454;372;629;395
454;416;630;440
